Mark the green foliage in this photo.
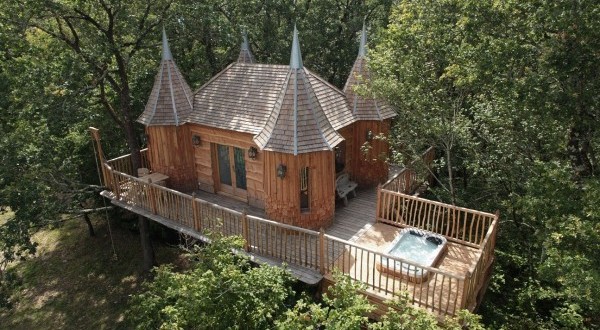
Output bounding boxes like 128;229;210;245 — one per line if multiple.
277;271;485;330
276;271;374;329
127;232;294;330
370;0;600;328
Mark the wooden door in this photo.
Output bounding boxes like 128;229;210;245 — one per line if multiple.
215;144;247;199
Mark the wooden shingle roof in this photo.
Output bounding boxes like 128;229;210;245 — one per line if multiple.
189;28;354;154
253;26;343;154
137;29;193;126
343;25;396;121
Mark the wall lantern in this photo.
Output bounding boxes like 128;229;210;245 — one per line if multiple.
366;130;374;142
248;146;258;160
276;164;287;179
192;134;201;146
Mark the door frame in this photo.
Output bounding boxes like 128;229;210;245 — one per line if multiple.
212;143;248;200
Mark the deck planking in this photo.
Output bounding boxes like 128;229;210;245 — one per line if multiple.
104;180;482;316
326;222;479;316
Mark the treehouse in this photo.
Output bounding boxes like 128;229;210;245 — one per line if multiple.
137;26;395;230
91;26;498;320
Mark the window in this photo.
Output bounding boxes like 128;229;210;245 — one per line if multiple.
300;167;309;211
335;142;346;173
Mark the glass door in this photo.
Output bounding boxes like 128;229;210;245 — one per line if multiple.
215;144;247;199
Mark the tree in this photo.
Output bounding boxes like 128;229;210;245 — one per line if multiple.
127;232;294;330
5;0;181;272
368;0;600;327
128;234;485;329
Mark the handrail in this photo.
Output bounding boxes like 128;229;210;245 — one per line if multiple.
100;155;497;317
380;189;497;219
382;146;435;193
324;234;465;280
105;148;148;163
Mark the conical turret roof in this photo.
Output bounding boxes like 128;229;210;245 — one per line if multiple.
137;29;194;126
237;30;256;64
254;26;343;155
343;24;396;121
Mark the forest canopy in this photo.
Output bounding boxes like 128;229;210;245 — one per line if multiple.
0;0;598;328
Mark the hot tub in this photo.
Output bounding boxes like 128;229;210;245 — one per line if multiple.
376;228;447;283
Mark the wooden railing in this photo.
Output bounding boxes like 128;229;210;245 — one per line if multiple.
376;188;499;311
322;235;467;315
383;147;436;193
462;214;498;309
101;149;497;318
376;189;496;247
106;148;150;176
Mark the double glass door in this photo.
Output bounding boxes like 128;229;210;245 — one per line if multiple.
216;144;247;199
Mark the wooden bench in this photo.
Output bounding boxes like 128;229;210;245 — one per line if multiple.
336;173;358;206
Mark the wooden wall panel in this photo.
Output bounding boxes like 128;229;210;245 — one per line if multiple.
351;120;391;187
264;150;335;230
146;125;196;192
338;125;355;178
189;124;264;208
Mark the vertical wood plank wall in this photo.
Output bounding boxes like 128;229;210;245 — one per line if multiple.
146;125;196;191
352;120;391;187
189;124;265;209
263;150;335;230
338;125;355;178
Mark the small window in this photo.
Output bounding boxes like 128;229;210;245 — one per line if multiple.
300;167;309;211
335;142;346;173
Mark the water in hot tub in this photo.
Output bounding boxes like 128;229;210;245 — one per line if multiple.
389;232;441;266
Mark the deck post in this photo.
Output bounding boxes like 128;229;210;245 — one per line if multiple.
113;170;121;199
460;272;472;310
375;184;382;223
148;178;157;214
319;228;326;275
242;210;250;252
191;193;199;231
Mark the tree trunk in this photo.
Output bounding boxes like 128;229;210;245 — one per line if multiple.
120;84;156;273
82;213;95;237
445;147;456;205
567;125;594;181
138;215;155;272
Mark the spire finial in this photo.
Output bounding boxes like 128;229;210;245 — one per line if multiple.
358;22;367;57
241;29;250;51
162;27;173;60
290;25;303;69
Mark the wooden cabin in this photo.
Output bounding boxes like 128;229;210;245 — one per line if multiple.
91;27;498;319
138;27;396;230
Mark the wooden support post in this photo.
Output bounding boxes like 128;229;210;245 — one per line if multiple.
375;184;382;223
114;171;121;199
148;178;157;214
242;210;249;252
319;228;326;275
191;193;199;231
460;272;472;310
88;127;106;186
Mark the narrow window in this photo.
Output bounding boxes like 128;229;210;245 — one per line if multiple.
335;142;346;173
300;167;309;211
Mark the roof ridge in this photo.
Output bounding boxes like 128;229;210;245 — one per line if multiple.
300;68;336;150
138;30;194;126
253;70;293;149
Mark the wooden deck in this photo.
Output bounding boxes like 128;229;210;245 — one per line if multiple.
193;187;378;243
95;147;497;319
327;222;479;316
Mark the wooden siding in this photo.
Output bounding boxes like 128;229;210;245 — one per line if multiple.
263;150;335;230
337;125;354;176
189;124;265;208
352;120;391;187
146;125;196;191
